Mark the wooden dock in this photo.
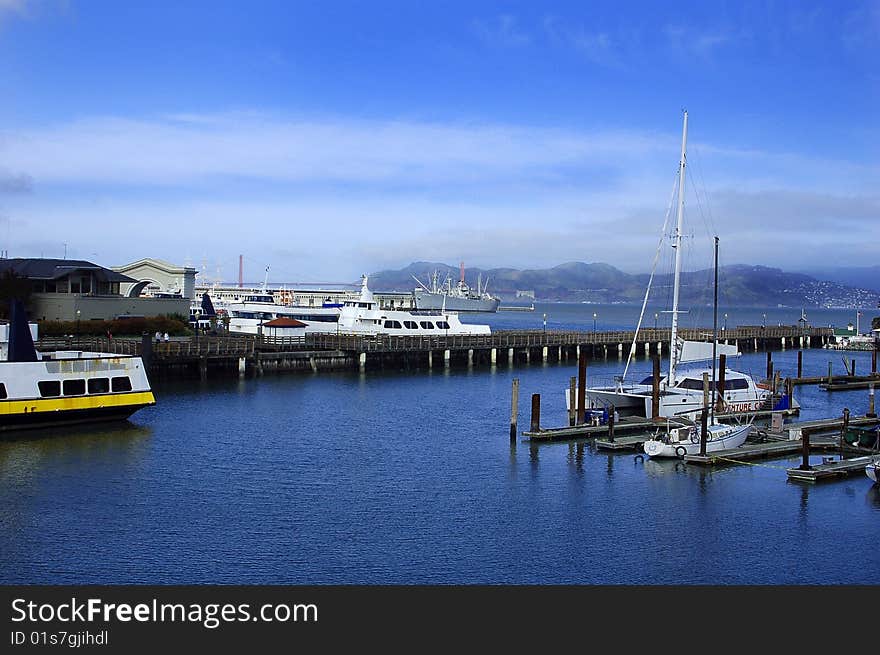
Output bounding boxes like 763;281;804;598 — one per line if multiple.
524;406;800;444
818;379;879;391
786;455;876;482
684;435;840;465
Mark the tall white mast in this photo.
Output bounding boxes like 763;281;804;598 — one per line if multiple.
668;110;688;386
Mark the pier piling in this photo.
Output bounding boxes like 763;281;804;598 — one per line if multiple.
568;377;577;426
510;378;519;441
766;352;772;380
607;404;616;442
530;393;541;433
716;354;727;414
577;353;587;425
651;356;660;420
868;383;876;418
699;407;708;457
797;350;803;379
800;424;811;470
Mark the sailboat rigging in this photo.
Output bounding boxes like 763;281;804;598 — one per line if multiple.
564;111;773;421
642;236;753;458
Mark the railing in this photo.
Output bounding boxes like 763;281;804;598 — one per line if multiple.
36;336;257;359
35;325;832;359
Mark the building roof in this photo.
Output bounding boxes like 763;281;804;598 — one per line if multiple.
0;258;136;283
263;318;306;328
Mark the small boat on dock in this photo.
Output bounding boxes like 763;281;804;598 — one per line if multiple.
643;419;751;459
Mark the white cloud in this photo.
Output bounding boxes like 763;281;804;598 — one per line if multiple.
0;112;876;281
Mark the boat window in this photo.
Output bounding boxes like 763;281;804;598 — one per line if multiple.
38;380;61;397
436;321;450;330
0;383;7;399
419;321;435;329
63;379;86;396
404;321;418;329
358;302;371;308
88;378;111;394
639;376;666;385
383;320;402;329
111;376;133;392
677;378;707;390
726;378;749;390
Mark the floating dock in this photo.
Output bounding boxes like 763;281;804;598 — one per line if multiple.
786;455;876;482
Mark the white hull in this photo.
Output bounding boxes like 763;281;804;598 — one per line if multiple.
867;460;880;484
565;366;772;421
643;422;751;458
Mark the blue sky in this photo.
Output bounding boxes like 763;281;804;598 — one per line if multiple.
0;0;876;284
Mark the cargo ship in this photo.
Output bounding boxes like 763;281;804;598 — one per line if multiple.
412;262;500;313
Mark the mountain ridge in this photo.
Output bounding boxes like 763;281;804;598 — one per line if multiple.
368;261;878;308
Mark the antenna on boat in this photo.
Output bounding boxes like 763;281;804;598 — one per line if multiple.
262;266;269;292
412;273;431;292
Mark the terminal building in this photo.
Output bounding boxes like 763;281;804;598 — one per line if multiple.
0;258;191;321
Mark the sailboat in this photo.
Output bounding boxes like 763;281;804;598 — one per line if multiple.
565;111;771;421
642;237;752;458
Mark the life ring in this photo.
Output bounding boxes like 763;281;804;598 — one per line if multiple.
675;445;687;459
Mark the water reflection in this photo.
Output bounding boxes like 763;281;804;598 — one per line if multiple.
865;485;880;509
0;423;153;480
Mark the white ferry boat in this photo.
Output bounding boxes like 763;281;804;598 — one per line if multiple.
1;300;155;432
225;291;340;335
308;275;491;336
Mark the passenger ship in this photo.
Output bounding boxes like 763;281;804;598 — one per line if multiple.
0;300;155;432
227;276;491;336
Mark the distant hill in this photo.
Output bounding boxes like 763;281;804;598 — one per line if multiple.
368;261;879;308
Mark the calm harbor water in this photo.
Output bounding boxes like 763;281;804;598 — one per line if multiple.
1;304;879;584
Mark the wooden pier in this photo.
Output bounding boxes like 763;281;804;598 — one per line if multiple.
36;323;832;379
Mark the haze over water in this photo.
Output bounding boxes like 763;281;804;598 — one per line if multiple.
1;304;879;584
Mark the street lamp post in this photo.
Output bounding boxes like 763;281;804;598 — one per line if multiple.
762;313;766;329
593;312;597;333
723;313;728;332
543;313;547;334
654;312;658;330
75;309;81;342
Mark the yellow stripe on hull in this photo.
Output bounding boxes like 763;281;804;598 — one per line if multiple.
0;391;156;415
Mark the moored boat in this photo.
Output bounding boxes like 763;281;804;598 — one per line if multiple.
412;263;500;313
310;275;491;336
643;418;750;459
1;300;155;432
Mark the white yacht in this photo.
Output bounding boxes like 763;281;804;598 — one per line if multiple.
226;291;340;335
308;275;491;336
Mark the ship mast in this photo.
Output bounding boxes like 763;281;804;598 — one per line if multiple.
668;110;688;387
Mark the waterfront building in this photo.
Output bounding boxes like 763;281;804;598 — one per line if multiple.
0;258;190;321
